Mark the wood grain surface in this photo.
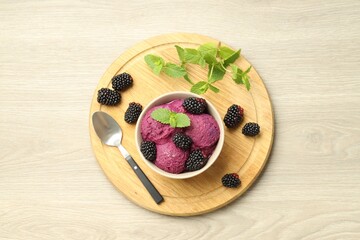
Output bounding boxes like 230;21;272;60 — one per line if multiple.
89;33;274;216
1;0;359;239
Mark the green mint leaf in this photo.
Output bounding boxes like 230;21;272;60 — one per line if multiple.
175;113;191;128
169;114;177;128
208;84;220;93
175;45;185;62
163;63;187;78
230;64;251;90
233;75;244;84
203;53;218;65
183;48;202;64
198;58;206;68
231;64;239;80
208;64;225;83
198;43;217;58
191;81;209;94
243;66;252;90
244;66;252;74
151;108;191;128
183;74;194;85
224;49;241;67
207;64;214;79
243;75;251;90
219;46;235;59
151;108;171;124
230;64;243;84
153;64;163;75
144;54;165;75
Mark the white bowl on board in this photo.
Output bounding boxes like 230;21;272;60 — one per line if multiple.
135;91;225;179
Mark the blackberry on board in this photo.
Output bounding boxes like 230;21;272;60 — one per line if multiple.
185;150;207;172
112;72;133;91
223;104;244;128
172;132;193;150
182;97;207;114
242;122;260;136
140;141;156;161
97;88;121;106
222;173;241;188
124;102;142;124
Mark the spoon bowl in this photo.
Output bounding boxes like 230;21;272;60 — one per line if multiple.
92;111;163;204
92;111;122;147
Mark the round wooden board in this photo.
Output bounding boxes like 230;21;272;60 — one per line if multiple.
89;33;274;216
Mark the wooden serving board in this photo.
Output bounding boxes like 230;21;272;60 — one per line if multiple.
89;33;274;216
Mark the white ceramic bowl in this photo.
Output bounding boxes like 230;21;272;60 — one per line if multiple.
135;91;225;179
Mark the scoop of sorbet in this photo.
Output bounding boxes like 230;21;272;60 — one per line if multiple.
154;141;189;174
166;99;186;113
140;99;187;144
185;113;220;149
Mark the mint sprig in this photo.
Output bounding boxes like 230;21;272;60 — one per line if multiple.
151;108;190;128
231;65;252;90
144;54;188;79
144;42;252;94
163;63;187;78
144;54;164;75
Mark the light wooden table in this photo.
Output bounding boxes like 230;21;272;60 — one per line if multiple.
1;1;359;239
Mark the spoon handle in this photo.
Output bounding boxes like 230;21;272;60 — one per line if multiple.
125;155;164;204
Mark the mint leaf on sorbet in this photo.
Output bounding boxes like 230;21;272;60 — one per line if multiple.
169;114;177;128
151;108;171;124
151;108;190;128
175;113;191;128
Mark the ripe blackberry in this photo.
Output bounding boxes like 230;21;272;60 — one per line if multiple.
172;132;192;150
124;102;142;124
112;72;133;91
223;104;244;128
182;97;207;114
185;150;207;172
242;122;260;136
97;88;121;106
222;173;241;188
140;141;156;161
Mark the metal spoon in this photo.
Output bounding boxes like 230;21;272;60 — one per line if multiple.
92;111;163;204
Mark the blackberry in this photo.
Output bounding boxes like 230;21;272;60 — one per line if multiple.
223;104;244;128
185;150;207;172
242;122;260;136
140;141;156;161
172;132;192;150
182;97;207;114
124;102;142;124
97;88;121;106
112;72;133;91
222;173;241;188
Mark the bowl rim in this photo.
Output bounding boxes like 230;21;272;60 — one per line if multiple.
135;91;225;179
